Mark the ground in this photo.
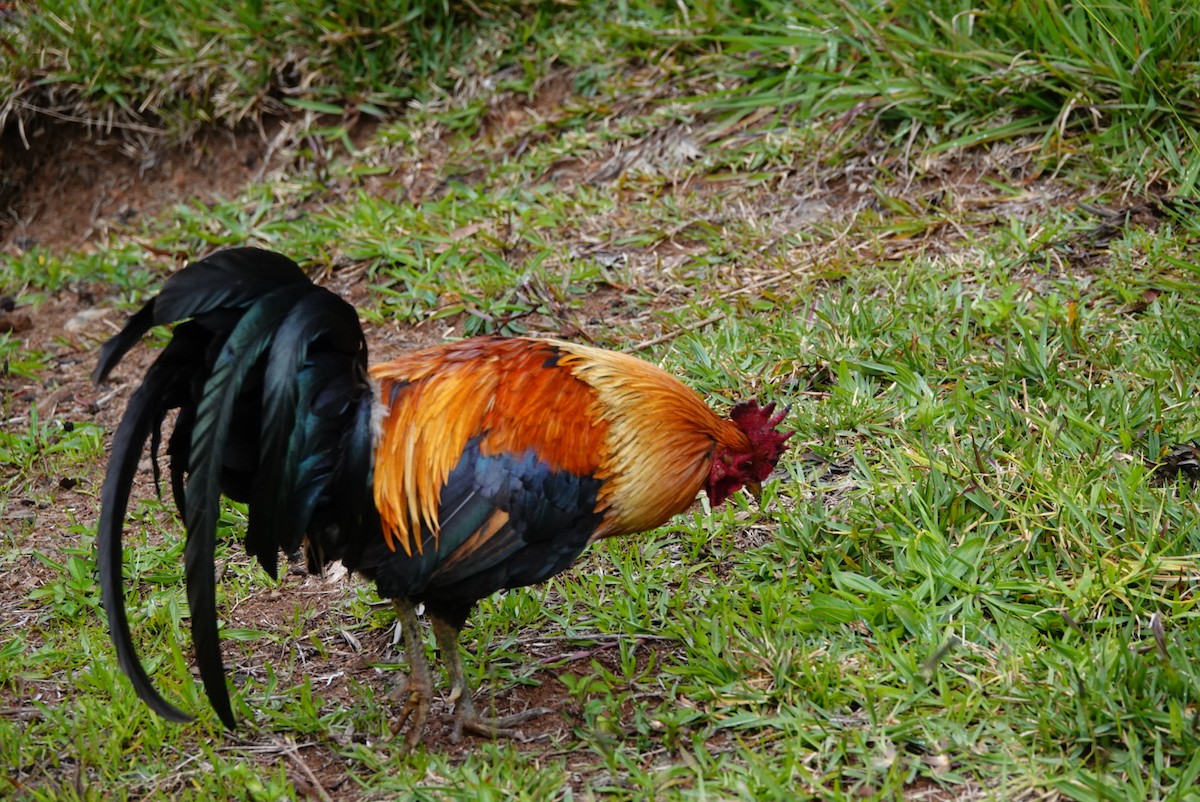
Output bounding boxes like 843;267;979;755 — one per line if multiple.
2;56;1192;799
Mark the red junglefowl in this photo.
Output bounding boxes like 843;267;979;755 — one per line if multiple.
95;247;791;748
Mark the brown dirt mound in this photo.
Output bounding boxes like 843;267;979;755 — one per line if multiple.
1;120;276;254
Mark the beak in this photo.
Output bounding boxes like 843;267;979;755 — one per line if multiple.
745;480;762;500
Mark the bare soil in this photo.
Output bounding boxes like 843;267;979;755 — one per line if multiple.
1;121;273;253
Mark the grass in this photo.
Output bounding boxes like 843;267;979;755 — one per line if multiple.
4;0;1200;800
5;1;1199;187
680;0;1200;190
0;0;657;140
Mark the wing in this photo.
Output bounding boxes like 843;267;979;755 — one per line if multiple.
364;338;611;602
371;436;606;609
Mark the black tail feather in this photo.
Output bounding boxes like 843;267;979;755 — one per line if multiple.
97;341;210;723
152;248;311;324
182;282;313;729
92;249;307;386
95;248;377;729
247;289;366;576
93;302;158;385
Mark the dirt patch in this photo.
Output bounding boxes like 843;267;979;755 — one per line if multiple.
210;564;663;757
1;121;277;253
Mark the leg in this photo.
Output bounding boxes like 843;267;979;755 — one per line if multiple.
430;614;553;744
389;598;433;752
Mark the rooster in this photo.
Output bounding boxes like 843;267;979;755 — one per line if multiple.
95;247;790;748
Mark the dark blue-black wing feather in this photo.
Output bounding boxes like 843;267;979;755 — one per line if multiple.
364;437;605;626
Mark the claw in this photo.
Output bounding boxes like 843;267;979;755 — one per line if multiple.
388;677;432;752
450;705;554;744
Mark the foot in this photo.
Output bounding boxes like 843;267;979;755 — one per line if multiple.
388;675;432;752
449;702;554;744
429;613;553;744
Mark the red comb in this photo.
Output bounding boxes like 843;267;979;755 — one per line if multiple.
730;400;792;481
